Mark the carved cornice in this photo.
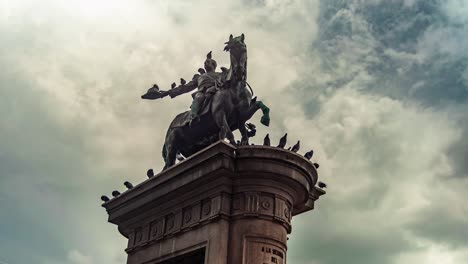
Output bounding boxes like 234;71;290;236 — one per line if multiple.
102;141;325;253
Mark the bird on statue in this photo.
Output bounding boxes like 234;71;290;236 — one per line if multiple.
313;163;320;169
112;190;121;197
101;195;110;202
124;181;133;189
263;134;270;146
180;78;186;85
318;181;327;189
291;140;300;153
304;150;314;160
147;169;154;178
150;84;159;92
277;133;287;148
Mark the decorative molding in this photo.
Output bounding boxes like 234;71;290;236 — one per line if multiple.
274;197;291;224
245;192;259;214
149;219;163;241
165;213;175;233
183;207;192;224
134;228;143;245
261;200;272;210
201;199;212;219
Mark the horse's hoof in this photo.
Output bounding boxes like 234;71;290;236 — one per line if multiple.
261;115;270;126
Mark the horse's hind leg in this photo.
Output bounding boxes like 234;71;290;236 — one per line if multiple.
163;130;179;170
238;121;249;145
164;146;177;170
214;112;236;145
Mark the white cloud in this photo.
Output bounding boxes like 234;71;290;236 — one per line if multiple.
288;88;467;264
442;0;468;24
0;0;321;263
394;243;468;264
67;250;93;264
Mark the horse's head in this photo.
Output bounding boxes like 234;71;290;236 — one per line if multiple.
224;34;247;81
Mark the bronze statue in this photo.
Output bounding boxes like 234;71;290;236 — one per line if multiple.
142;34;270;170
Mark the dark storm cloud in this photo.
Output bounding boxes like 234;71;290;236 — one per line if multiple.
285;1;468;263
447;119;468;179
298;0;468;108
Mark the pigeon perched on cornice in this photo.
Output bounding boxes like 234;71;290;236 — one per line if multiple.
277;133;287;148
101;195;110;202
147;169;154;178
124;181;133;189
304;150;314;160
291;141;300;153
263;134;270;146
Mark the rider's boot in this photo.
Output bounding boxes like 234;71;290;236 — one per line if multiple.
202;93;213;109
189;94;204;126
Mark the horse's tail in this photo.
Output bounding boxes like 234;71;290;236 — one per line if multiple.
246;81;254;96
162;143;167;162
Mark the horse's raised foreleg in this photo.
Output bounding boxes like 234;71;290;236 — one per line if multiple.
240;100;270;126
256;101;270;126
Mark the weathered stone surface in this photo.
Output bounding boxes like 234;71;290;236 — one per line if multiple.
103;141;325;264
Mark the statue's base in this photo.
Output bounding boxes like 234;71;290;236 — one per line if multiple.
103;141;325;264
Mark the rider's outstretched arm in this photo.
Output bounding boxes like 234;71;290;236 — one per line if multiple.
167;74;200;98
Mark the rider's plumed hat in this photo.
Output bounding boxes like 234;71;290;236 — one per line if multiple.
205;51;217;69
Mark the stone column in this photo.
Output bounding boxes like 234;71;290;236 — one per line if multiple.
102;141;325;264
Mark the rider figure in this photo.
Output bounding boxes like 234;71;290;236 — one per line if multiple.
152;51;226;125
189;51;223;124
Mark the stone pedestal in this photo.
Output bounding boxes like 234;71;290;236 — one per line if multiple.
103;141;325;264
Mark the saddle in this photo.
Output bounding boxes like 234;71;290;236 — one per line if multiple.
170;90;218;128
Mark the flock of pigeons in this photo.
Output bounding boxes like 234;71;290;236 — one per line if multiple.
261;133;327;190
101;134;327;203
262;133;317;167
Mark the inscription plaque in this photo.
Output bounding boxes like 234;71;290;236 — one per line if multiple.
244;237;286;264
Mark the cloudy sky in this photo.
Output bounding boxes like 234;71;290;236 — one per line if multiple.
1;0;468;263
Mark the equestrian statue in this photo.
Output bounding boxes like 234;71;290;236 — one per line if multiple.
141;34;270;170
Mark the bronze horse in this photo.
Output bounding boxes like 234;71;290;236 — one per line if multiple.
147;34;270;170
